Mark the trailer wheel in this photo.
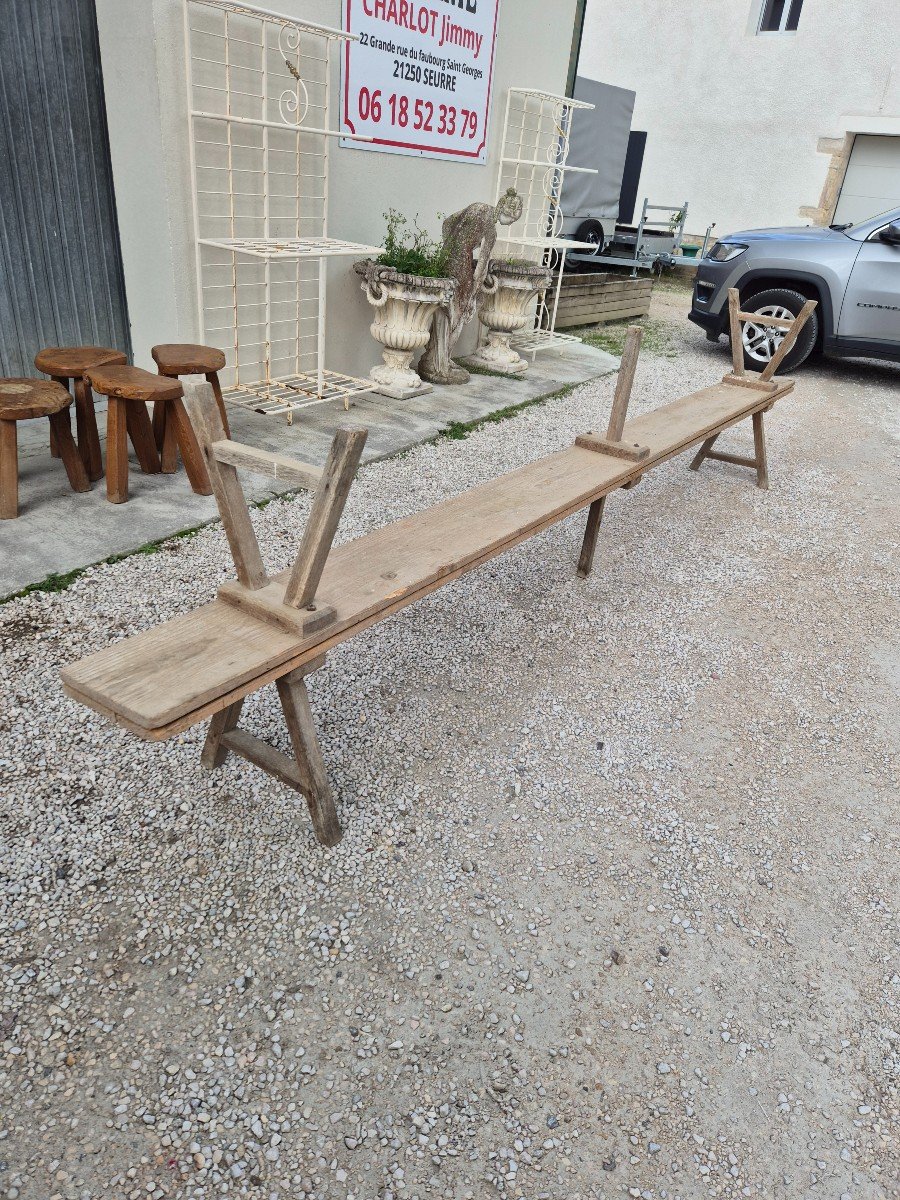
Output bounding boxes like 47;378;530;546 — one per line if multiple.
574;219;606;255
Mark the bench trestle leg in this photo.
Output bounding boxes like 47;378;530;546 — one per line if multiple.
199;663;342;848
201;699;244;769
577;496;607;579
276;669;342;848
689;411;770;490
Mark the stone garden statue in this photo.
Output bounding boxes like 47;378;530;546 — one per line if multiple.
418;188;524;386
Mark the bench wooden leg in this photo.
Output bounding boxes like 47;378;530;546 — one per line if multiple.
49;410;91;494
201;699;244;769
106;397;129;503
199;663;341;847
126;401;162;475
74;377;104;482
577;496;606;578
168;397;213;496
752;410;769;490
689;434;718;472
276;669;342;848
0;419;18;519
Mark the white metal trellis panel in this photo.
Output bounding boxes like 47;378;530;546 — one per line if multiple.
491;88;598;358
184;0;380;415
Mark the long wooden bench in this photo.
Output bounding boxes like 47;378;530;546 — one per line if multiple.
62;294;815;846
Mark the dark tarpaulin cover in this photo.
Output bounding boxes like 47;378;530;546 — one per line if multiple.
561;76;636;222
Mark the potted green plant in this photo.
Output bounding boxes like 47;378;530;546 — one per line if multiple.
464;257;553;376
354;211;456;399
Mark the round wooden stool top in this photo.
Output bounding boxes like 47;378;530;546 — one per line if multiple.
0;378;72;421
85;364;184;402
151;343;226;376
34;346;127;379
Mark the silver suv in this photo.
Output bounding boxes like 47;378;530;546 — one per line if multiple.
689;207;900;371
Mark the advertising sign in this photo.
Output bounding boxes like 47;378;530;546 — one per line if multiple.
340;0;501;163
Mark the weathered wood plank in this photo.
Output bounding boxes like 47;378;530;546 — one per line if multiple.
62;378;793;737
211;440;322;490
183;382;267;590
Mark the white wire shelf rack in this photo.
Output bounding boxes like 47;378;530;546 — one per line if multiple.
511;327;583;353
491;87;597;360
198;236;382;261
185;0;373;417
226;368;377;419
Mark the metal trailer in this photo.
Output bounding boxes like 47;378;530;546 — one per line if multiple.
570;198;716;276
559;76;635;252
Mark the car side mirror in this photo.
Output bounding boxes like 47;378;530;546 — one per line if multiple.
878;222;900;246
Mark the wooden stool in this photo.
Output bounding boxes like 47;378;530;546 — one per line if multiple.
34;346;127;482
151;343;231;442
85;364;211;504
0;379;90;519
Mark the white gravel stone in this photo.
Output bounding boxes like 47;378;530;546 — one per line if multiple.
0;296;897;1198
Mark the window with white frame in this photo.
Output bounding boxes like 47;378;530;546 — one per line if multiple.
758;0;803;32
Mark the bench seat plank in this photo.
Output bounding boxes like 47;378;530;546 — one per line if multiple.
62;379;791;737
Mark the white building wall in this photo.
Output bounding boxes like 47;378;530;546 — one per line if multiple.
95;0;578;373
578;0;900;238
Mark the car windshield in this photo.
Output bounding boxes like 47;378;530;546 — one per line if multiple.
838;207;900;231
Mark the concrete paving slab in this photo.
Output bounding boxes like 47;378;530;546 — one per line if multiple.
1;343;616;596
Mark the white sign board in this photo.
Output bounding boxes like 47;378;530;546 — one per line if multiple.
340;0;501;163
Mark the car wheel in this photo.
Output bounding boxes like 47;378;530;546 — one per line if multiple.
574;219;606;255
737;288;819;372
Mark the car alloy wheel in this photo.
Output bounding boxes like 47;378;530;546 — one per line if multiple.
741;305;795;364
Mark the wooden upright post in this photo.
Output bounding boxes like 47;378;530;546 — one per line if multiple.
183;382;268;590
283;427;368;610
728;289;745;377
758;299;817;382
577;325;644;578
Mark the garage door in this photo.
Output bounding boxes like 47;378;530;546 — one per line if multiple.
833;135;900;225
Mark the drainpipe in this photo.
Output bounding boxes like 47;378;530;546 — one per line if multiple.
566;0;587;97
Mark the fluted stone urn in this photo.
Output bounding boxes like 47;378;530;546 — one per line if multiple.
465;259;553;376
354;261;456;399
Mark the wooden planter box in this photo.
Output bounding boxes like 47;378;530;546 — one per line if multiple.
554;272;652;329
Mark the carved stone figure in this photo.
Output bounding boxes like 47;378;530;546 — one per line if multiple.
418;188;523;386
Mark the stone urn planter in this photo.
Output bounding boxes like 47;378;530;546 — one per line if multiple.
464;259;553;376
354;261;455;399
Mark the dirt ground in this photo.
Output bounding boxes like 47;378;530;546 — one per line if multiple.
0;284;897;1200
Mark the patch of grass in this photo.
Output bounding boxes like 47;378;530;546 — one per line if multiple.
2;524;209;605
432;382;580;444
571;316;678;359
652;267;697;296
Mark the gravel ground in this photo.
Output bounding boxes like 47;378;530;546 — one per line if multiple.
1;304;898;1200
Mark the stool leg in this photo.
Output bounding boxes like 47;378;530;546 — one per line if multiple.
74;377;104;482
206;371;231;439
168;397;212;495
752;410;769;490
159;403;179;473
152;399;167;453
49;410;90;494
106;397;129;504
0;419;18;519
49;376;69;458
126;401;162;475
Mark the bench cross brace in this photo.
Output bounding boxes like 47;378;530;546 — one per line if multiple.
200;657;341;847
689;409;770;490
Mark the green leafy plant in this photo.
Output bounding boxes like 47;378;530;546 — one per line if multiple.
377;209;451;278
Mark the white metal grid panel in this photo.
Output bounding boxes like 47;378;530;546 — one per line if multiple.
185;0;378;414
492;89;596;356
